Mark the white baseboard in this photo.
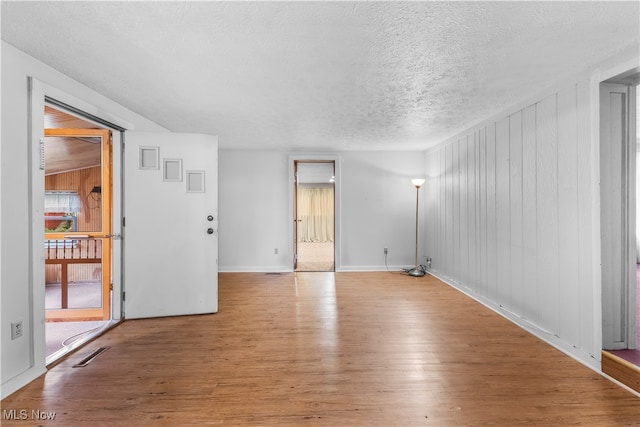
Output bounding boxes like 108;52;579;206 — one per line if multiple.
219;265;409;273
218;266;292;273
335;266;406;272
1;366;47;400
427;270;601;373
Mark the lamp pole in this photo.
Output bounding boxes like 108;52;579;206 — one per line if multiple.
408;179;425;277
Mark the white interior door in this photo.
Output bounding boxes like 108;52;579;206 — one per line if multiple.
124;131;218;319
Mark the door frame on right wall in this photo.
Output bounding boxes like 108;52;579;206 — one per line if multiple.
288;154;341;272
600;71;639;353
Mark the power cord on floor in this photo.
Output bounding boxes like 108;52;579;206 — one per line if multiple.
62;326;103;347
401;265;428;274
384;251;429;276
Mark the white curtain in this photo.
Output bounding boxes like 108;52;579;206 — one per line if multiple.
44;192;80;213
297;187;334;242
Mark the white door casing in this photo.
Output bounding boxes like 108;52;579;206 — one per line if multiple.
123;131;218;319
288;154;341;272
600;83;636;350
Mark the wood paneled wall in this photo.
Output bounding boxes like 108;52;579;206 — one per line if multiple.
45;166;102;283
45;166;102;232
425;81;597;362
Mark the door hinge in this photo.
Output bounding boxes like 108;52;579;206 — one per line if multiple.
110;283;113;291
122;217;126;227
39;138;45;170
122;292;125;301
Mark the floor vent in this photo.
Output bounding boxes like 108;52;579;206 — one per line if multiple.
73;346;110;367
265;272;282;275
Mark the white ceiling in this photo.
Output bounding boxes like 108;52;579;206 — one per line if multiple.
2;1;639;151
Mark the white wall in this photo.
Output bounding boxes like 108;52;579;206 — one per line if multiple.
339;151;425;270
1;42;166;398
424;49;639;370
218;150;291;271
219;150;426;272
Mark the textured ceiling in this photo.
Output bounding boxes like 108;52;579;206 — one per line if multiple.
2;1;639;151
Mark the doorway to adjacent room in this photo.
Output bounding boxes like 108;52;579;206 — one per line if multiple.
43;105;114;361
294;161;335;272
599;72;640;394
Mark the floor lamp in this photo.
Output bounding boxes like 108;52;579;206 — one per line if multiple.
407;178;426;277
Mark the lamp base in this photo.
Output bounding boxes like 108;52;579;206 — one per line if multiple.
406;267;425;277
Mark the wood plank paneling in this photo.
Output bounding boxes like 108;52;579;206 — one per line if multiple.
45;166;103;284
557;85;581;345
486;123;497;298
522;104;539;326
44;136;101;176
495;117;511;307
509;111;524;314
577;80;595;354
467;134;477;291
425;80;600;364
459;138;469;287
445;144;454;277
45;166;102;232
536;94;560;334
452;141;460;282
478;128;488;298
439;147;447;274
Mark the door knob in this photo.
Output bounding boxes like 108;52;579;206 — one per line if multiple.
207;228;214;235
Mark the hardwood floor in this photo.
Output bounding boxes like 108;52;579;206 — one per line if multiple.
2;272;639;426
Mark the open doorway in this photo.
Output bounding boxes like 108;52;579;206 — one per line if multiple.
610;82;640;367
600;72;640;393
43;105;114;362
294;161;335;272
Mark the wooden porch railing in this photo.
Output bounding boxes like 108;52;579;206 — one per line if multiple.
45;239;102;309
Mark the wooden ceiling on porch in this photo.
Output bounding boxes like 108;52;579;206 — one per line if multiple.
44;106;103;176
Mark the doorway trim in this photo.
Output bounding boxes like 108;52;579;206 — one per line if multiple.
599;70;639;353
29;78;128;369
288;154;341;272
43;127;112;321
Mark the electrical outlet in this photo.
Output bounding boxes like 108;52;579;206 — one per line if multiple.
11;321;23;340
383;248;388;255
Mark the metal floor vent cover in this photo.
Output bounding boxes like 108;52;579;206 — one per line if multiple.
73;346;110;367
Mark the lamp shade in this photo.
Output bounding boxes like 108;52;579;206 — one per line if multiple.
411;178;425;188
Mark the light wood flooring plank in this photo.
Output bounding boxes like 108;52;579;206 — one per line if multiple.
2;272;638;426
